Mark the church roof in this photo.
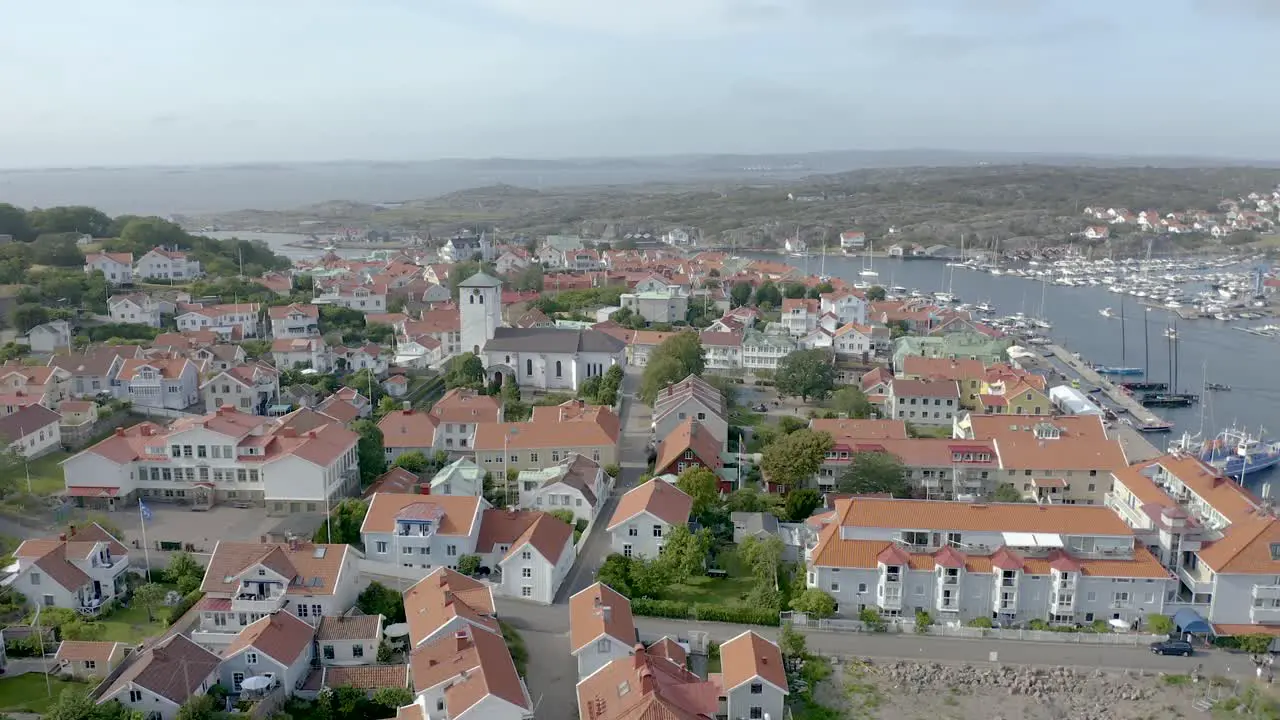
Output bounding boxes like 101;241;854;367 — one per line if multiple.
459;272;503;288
485;327;625;355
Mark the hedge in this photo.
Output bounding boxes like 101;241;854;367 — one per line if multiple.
166;590;205;627
630;598;780;626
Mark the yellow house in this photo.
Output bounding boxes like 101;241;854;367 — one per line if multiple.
978;379;1051;415
897;356;987;410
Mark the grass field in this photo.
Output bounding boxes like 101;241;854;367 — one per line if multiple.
20;451;71;495
0;674;90;713
656;548;759;606
98;602;171;643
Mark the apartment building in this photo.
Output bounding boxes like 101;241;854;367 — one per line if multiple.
4;523;130;613
108;293;164;327
202;362;281;415
819;290;869;326
317;282;387;313
1107;454;1280;635
191;540;359;650
698;331;743;371
740;329;796;371
478;509;576;604
618;288;689;324
886;379;960;427
115;356;200;410
607;479;692;559
958;414;1128;505
361;493;486;572
780;298;821;337
806;498;1174;627
378;389;502;461
176;303;260;338
62;406;360;513
473;402;620;473
269;303;321;338
135;247;202;281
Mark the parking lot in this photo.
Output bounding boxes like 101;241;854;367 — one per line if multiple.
115;504;324;568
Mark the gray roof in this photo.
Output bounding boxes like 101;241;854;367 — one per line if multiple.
0;405;61;443
485;327;625;355
731;511;779;536
459;272;503;289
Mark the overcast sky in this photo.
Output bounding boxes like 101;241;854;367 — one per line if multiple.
3;0;1277;168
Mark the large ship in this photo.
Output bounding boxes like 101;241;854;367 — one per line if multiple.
1183;428;1280;478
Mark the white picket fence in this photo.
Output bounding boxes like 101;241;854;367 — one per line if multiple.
783;613;1164;646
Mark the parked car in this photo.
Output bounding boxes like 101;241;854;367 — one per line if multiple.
1150;639;1194;656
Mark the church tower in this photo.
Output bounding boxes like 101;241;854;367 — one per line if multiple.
458;272;503;357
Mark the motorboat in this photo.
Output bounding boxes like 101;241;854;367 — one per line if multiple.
1099;308;1115;318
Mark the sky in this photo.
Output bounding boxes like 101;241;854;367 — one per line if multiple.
2;0;1278;168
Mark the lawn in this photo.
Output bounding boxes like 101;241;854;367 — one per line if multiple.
655;548;759;607
0;674;91;713
98;603;170;642
20;451;71;496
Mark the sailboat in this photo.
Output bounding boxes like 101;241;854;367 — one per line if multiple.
1031;278;1052;329
859;240;879;279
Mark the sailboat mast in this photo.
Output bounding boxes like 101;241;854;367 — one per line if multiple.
1120;295;1127;368
1143;308;1150;378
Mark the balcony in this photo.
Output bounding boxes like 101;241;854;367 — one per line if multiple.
1105;492;1150;529
1253;585;1280;601
1178;565;1214;594
232;589;286;613
1252;605;1280;623
191;629;238;646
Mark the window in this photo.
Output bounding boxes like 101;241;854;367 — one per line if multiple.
323;645;335;660
246;652;259;665
376;541;388;554
597;638;611;652
521;550;532;560
750;682;763;695
555;361;562;378
653;525;663;538
521;586;532;597
312;603;322;616
352;644;364;658
29;572;40;585
85;659;97;669
522;567;532;578
750;708;763;719
297;604;309;617
447;545;458;556
623;544;633;558
830;582;840;592
628;526;638;537
527;359;533;376
129;690;143;703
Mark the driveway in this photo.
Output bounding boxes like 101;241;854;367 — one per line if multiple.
554;368;649;602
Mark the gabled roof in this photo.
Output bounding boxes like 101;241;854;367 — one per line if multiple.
608;479;692;530
576;646;718;720
503;512;574;565
0;404;60;442
318;614;383;641
655;418;723;472
101;635;219;706
404;568;497;646
200;542;348;597
378;410;438;449
363;467;421;497
720;631;787;693
408;625;530;714
15;523;128;591
361;493;482;536
569;583;636;654
224;611;315;665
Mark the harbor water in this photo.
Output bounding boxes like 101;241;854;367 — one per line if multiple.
744;252;1280;466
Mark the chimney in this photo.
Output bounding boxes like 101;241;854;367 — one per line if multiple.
632;643;646;668
307;430;318;439
638;667;655;695
114;427;125;437
288;534;300;551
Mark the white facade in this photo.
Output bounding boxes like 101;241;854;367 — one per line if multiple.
820;293;869;326
317;285;387;313
117;360;200;411
26;321;73;352
101;667;217;720
176;304;260;338
84;254;134;285
135;248;202;281
887;384;959;427
498;533;575;605
460;273;503;357
517;465;607;524
220;632;314;695
109;296;163;327
619;290;689;324
272;338;332;372
202;366;280;415
6;535;129;613
2;414;62;458
269;305;320;338
609;510;672;560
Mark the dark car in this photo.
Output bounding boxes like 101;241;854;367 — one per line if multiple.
1150;639;1194;656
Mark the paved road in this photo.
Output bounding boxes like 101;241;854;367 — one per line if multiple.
553;368;650;602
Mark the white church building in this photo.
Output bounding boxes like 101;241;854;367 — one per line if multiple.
458;272;626;391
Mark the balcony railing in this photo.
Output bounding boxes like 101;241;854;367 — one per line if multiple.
1252;585;1280;600
191;629;238;646
232;590;286;613
1178;565;1214;593
1251;605;1280;623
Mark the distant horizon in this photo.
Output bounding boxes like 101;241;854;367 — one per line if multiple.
5;145;1280;173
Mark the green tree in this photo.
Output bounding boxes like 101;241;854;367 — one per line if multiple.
1146;613;1174;635
866;286;887;302
165;552;204;585
783;282;807;299
60;619;106;641
808;281;834;299
596;554;634;597
675;466;720;518
640;333;705;403
133;582;167;622
371;687;414;714
375;395;400;419
603;463;621;479
738;534;784;584
239;339;271;359
511;264;544;292
837;451;910;497
456;554;481;576
779;622;808;671
356;581;406;623
116;217;187;251
445;352;486;390
0;203;35;241
11;303;50;333
658;526;712;579
789;588;837;618
42;689;96;720
782;488;822;522
315;498;368;545
777;415;807;435
347;369;384;406
392;451;429;473
753;281;781;307
993;483;1024;502
174;694;218;720
629;558;674;598
548;508;576;526
828;386;873;419
31;233;85;267
774;349;836;402
726;487;771;513
352;419;388;486
730;281;753;308
760;429;832;490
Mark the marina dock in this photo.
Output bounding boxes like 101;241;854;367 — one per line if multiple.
1043;343;1165;462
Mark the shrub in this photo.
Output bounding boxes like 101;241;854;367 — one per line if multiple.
1146;613;1174;636
858;607;886;632
167;590;204;626
548;509;576;526
631;598;691;619
500;622;529;676
1237;634;1275;655
695;604;781;626
604;464;621;479
456;555;481;576
914;610;934;634
788;588;836;619
966;616;994;629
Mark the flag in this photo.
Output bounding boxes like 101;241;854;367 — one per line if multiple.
139;500;153;521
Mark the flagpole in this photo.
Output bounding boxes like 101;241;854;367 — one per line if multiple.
139;499;152;582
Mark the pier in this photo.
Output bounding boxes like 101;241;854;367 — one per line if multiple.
1043;343;1165;462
